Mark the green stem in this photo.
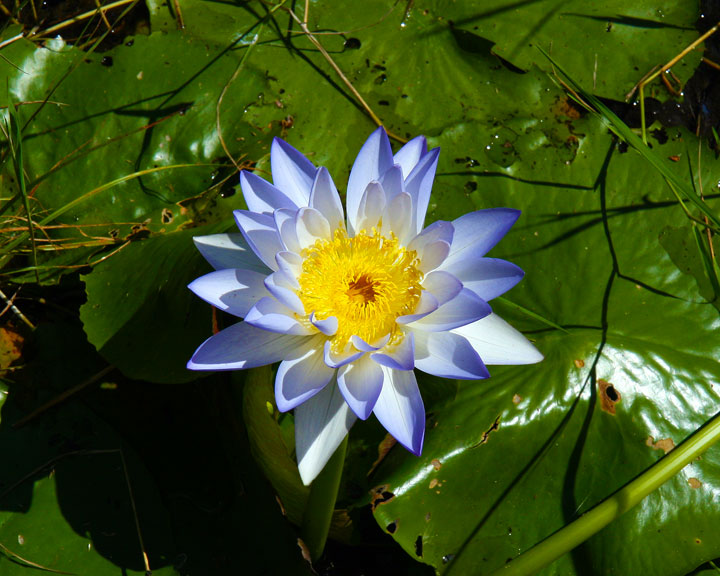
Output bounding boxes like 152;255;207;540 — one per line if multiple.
488;410;720;576
300;434;348;562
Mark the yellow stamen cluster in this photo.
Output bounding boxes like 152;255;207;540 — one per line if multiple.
298;229;422;350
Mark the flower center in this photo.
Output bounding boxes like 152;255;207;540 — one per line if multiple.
297;229;422;350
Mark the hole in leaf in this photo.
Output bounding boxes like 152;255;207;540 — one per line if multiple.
599;379;621;414
414;535;423;557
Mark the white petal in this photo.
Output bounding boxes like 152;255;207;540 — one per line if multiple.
245;297;313;335
240;170;299;214
383;191;413;244
371;332;414;370
275;251;303;282
337;355;384;420
188;268;269;318
264;271;304;314
296;383;357;486
324;340;364;368
193;233;269;273
442;208;521;269
396;290;439;324
187;322;310;371
295;207;331;250
356;181;386;232
405;147;440;234
409;220;454;272
275;336;335;411
351;334;390;352
309;312;338;336
413;331;490;380
274;208;301;254
347;127;394;235
310;167;345;231
417;240;451;273
271;137;317;206
234;210;283;271
393;135;427;179
378;164;405;203
451;313;544;365
373;367;425;455
407;288;491;332
421;270;462;305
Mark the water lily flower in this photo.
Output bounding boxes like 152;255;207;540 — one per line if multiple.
188;128;543;485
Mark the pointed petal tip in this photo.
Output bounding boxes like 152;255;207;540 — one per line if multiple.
298;463;315;486
392;428;424;456
409;437;424;457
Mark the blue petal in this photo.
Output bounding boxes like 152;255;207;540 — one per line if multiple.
264;271;304;314
245;297;313;335
421;270;462;306
275;337;335;411
188;268;269;318
373;367;425;455
234;210;283;271
443;208;521;268
323;340;364;368
378;164;405;203
371;332;415;371
406;288;491;332
240;170;299;214
413;331;490;380
310;167;344;231
441;256;524;302
393;135;428;179
192;233;269;273
405;147;440;234
347;127;393;235
337;355;384;420
270;137;317;206
396;291;439;324
187;321;310;371
310;313;338;336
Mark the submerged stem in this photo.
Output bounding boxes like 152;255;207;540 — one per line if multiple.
487;410;720;576
300;434;348;562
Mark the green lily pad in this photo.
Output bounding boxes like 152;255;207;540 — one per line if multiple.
434;0;701;99
79;225;226;383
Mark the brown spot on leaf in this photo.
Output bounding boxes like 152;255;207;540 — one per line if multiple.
367;434;397;476
431;459;442;471
429;478;439;490
424;512;431;522
297;538;312;564
370;485;395;511
552;96;583;121
599;379;621;414
473;415;500;447
646;436;675;454
512;394;522;404
0;326;23;374
688;477;702;489
574;359;585;368
161;208;173;224
274;495;286;516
